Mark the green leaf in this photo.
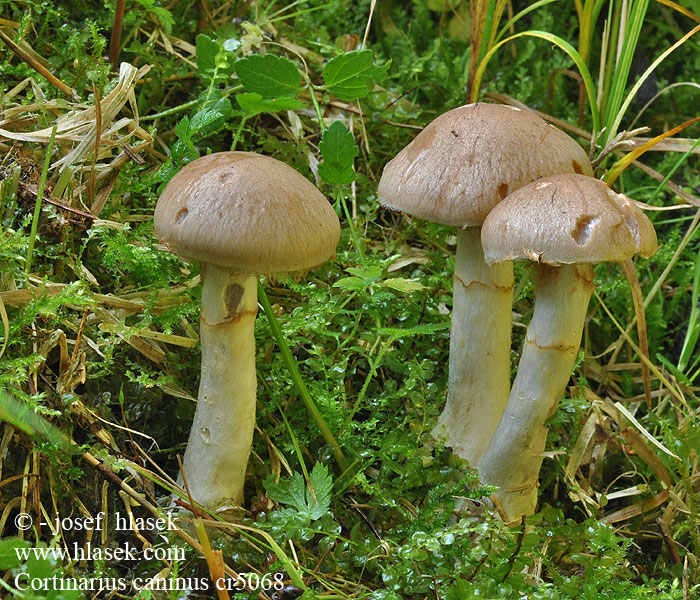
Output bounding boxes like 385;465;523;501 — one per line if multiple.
318;120;359;185
195;34;219;78
235;92;304;117
382;277;425;293
322;49;389;101
263;463;332;522
190;107;225;132
333;265;382;290
174;115;192;141
0;537;31;569
265;471;308;513
377;322;450;338
234;54;301;98
307;462;332;521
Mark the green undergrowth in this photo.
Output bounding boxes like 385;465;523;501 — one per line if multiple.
1;0;699;598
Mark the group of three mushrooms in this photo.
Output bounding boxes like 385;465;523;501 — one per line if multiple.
154;103;656;524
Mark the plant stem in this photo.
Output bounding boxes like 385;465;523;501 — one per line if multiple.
26;125;56;276
336;189;364;263
230;116;247;151
257;280;346;467
140;99;199;122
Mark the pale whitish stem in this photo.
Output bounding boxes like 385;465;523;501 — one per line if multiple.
180;264;258;511
478;263;595;524
433;227;514;466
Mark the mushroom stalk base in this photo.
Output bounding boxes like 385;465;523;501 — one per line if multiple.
433;227;514;465
180;264;258;512
477;263;595;524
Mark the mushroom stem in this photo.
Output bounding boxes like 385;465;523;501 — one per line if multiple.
180;264;258;510
477;263;595;523
433;227;514;465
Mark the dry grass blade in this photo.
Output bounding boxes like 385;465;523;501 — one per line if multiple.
620;259;652;410
596;290;691;410
0;27;75;98
656;0;700;24
613;401;680;460
0;62;152;176
604;116;700;185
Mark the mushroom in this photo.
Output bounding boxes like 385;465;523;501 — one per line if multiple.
477;173;657;523
377;103;593;465
154;151;340;511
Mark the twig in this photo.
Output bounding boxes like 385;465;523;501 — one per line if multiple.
109;0;126;68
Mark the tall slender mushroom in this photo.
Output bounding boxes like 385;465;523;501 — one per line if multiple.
154;151;340;511
478;174;657;523
377;103;593;465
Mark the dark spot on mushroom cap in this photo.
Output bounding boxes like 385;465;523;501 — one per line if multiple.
571;214;599;245
176;207;188;225
498;183;509;200
572;160;584;174
224;284;244;319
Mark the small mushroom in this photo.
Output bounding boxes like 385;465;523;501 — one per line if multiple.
154;152;340;511
377;103;593;465
478;173;657;523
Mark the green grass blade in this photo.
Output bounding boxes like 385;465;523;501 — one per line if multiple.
678;251;700;371
25;124;57;275
608;22;700;142
601;0;649;146
494;0;558;44
257;280;346;467
470;30;600;134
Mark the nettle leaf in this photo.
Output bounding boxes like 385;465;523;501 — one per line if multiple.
318;120;359;185
234;54;301;98
236;92;304;117
322;49;390;101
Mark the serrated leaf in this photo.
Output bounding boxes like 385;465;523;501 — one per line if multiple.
382;278;425;293
322;49;390;101
195;34;219;78
263;463;332;522
333;265;382;290
174;115;191;141
234;54;301;98
236;92;304;117
307;462;332;520
318;120;359;185
190;107;224;132
265;471;307;513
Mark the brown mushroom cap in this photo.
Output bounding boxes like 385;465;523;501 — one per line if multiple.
154;152;340;273
377;103;593;227
481;174;658;266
